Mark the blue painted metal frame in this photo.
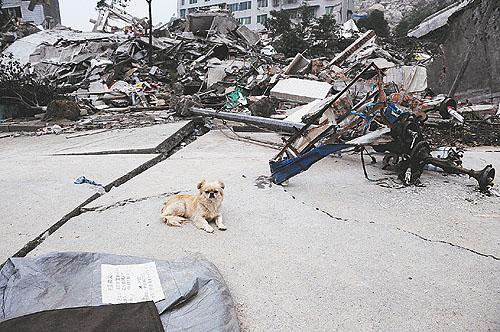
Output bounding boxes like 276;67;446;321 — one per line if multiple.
269;144;354;184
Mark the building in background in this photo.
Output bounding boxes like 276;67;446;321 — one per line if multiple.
177;0;353;27
1;0;61;28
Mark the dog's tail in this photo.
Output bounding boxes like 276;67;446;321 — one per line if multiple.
163;216;187;227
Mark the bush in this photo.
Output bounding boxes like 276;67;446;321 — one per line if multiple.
0;54;57;109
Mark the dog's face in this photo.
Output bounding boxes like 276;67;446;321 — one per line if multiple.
197;180;225;202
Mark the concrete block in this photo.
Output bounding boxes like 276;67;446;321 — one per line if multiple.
270;78;332;103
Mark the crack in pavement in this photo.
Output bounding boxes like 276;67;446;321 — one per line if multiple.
1;121;206;267
315;207;350;222
282;188;499;261
82;191;184;213
398;228;500;261
283;188;350;222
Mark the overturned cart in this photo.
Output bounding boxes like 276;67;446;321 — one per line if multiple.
268;63;495;192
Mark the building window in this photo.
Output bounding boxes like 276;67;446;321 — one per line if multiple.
257;14;267;24
180;9;186;17
257;0;268;8
227;3;239;12
181;0;185;5
237;16;251;25
188;7;197;13
239;1;251;11
189;0;197;4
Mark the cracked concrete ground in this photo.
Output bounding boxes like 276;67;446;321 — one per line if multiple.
0;122;191;262
23;131;500;331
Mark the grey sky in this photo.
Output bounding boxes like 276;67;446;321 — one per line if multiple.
59;0;177;31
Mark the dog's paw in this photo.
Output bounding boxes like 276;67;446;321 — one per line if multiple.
203;225;215;233
217;224;227;231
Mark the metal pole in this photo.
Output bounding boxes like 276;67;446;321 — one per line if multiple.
148;0;153;66
190;107;305;133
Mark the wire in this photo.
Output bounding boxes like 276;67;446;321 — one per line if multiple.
216;119;283;150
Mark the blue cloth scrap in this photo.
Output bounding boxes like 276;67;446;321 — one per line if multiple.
74;176;103;187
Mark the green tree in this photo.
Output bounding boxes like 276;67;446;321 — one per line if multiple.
268;2;337;58
357;10;389;37
310;14;341;57
267;8;306;57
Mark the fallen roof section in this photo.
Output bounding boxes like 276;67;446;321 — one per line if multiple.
407;0;476;38
2;28;121;64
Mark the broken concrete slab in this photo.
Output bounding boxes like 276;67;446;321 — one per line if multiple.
210;15;239;36
188;12;238;36
236;25;261;46
284;53;310;75
0;121;196;263
370;57;395;69
285;99;326;123
0;123;45;132
53;122;191;155
270;78;332;103
408;0;475;38
3;29;121;64
31;132;500;331
206;59;249;88
0;152;154;263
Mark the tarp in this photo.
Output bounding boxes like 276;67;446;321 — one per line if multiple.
0;302;165;332
0;252;240;332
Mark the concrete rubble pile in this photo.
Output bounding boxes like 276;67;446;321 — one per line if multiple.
0;4;497;192
0;6;275;131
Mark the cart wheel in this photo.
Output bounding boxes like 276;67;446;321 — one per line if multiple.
478;165;495;191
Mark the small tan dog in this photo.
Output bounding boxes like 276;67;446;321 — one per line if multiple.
161;180;226;233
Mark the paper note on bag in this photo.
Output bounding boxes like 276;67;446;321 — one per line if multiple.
101;262;165;304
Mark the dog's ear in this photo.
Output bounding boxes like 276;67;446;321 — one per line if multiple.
197;179;206;190
218;180;225;189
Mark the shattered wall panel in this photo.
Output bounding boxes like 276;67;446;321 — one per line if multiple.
384;66;427;93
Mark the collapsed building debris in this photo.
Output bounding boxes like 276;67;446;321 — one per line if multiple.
0;5;497;192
